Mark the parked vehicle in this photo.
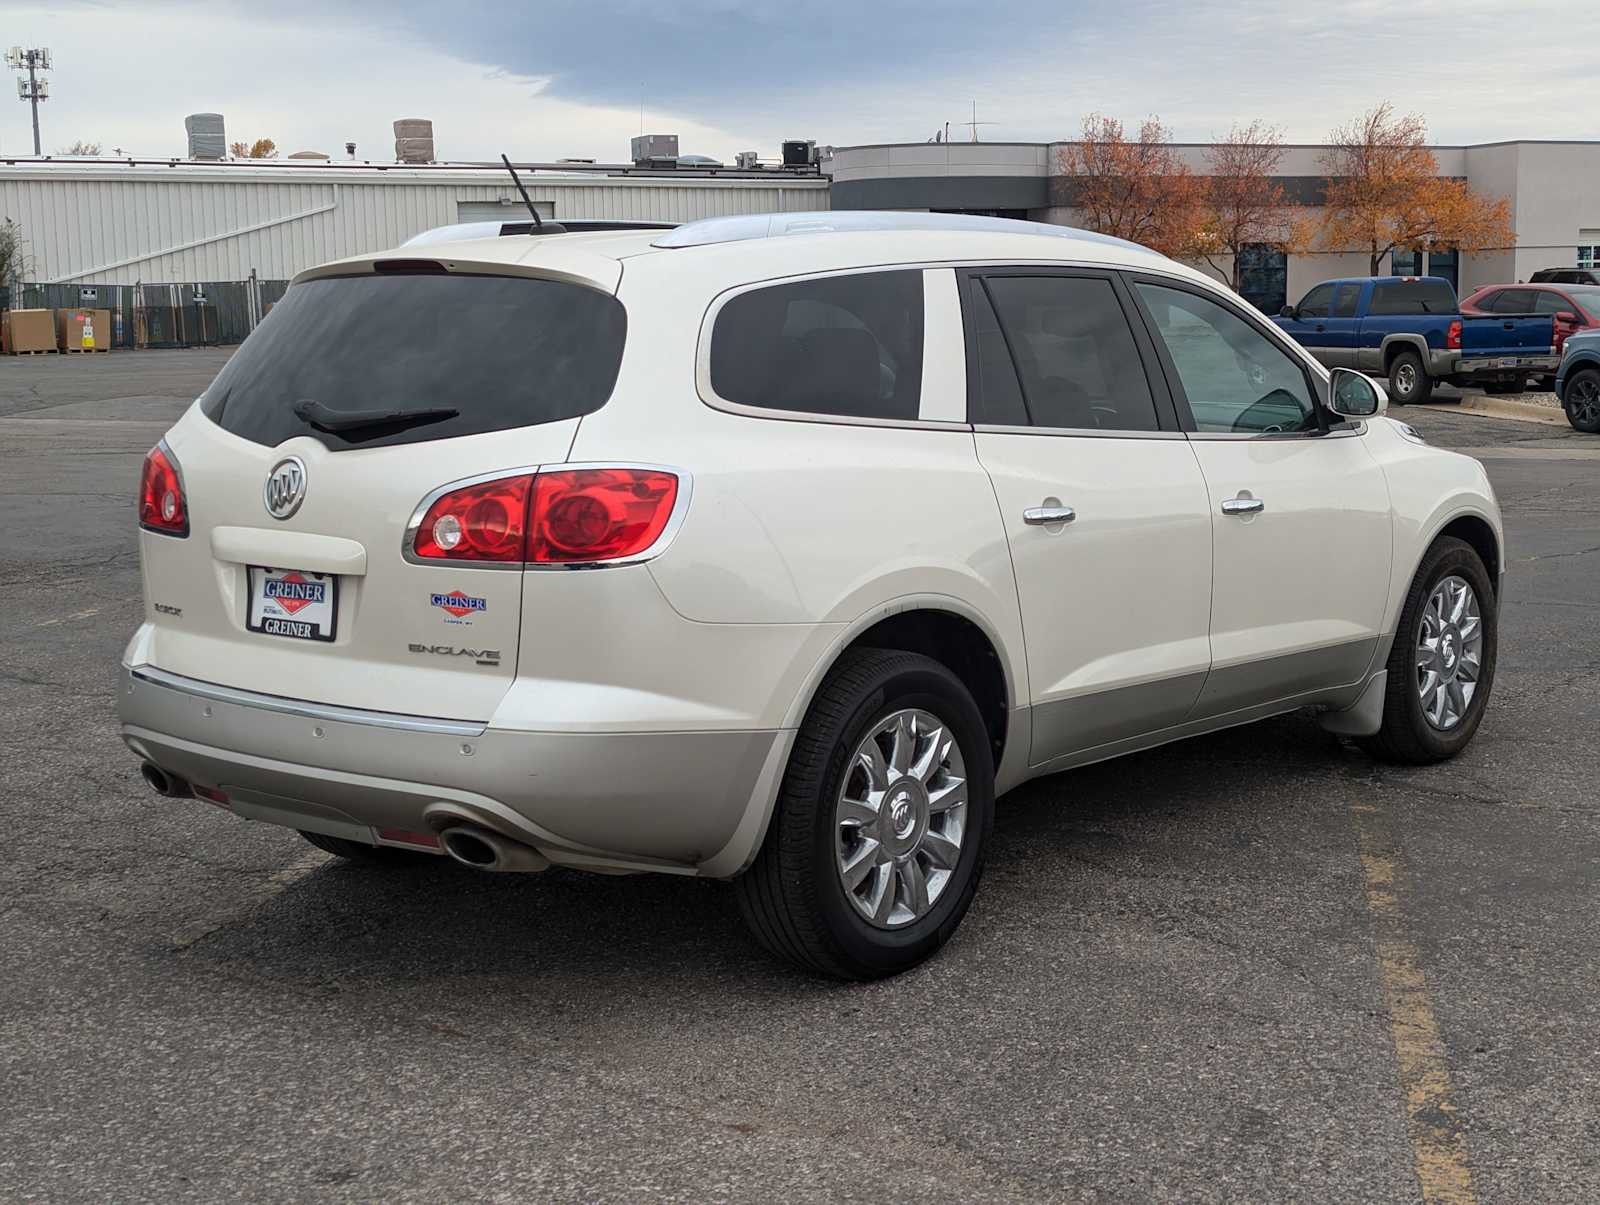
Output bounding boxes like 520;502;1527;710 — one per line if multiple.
1274;276;1558;403
120;213;1504;978
1530;267;1600;286
1554;328;1600;433
1463;282;1600;389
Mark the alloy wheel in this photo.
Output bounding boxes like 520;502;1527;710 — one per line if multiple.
834;708;968;929
1568;376;1600;427
1415;575;1484;731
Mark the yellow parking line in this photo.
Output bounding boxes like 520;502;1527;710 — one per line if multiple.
1353;802;1477;1204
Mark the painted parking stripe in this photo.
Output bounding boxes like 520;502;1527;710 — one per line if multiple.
1353;801;1477;1205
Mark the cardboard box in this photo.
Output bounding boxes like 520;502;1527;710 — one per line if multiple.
2;309;58;353
57;308;111;351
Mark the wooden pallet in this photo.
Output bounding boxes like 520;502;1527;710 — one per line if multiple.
59;346;110;353
5;348;58;355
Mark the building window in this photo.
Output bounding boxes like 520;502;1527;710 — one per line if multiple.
1392;249;1422;276
1579;246;1599;269
1236;244;1287;314
1426;248;1459;291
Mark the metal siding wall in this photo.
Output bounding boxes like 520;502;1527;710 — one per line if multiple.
0;172;828;285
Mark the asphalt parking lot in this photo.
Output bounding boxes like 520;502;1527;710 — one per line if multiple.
2;350;1597;1202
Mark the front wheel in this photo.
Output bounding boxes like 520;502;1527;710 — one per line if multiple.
1360;537;1497;764
1388;349;1434;405
1563;367;1600;433
734;649;995;979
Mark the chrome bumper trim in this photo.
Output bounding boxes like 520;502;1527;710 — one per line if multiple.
126;665;488;737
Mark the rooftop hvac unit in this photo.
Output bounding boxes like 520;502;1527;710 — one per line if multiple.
185;113;226;160
735;150;760;170
394;117;435;164
631;133;678;164
784;142;819;170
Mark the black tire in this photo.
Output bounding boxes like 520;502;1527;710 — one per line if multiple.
733;649;995;980
1562;367;1600;433
298;829;430;863
1360;537;1497;765
1387;349;1434;405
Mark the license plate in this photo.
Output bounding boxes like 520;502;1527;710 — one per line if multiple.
247;566;338;642
1497;358;1518;368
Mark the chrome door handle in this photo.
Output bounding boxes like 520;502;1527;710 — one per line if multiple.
1023;506;1076;526
1220;497;1265;516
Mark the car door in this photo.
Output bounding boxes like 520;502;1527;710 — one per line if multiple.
962;269;1214;766
1127;276;1394;718
1323;282;1365;368
1278;282;1336;361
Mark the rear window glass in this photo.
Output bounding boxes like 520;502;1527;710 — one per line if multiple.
201;272;626;450
709;270;923;421
1369;280;1456;315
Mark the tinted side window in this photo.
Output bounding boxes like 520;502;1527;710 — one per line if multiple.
1533;291;1570;315
1332;284;1362;318
1370;281;1456;315
1469;290;1503;312
979;275;1159;432
964;278;1028;426
1135;282;1317;434
709;271;923;421
1296;284;1336;318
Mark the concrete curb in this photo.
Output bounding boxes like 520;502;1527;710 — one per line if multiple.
1409;396;1568;427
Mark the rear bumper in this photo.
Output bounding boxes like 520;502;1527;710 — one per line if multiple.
119;665;790;877
1453;353;1560;379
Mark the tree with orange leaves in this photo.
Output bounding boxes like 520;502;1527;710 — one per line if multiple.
1189;122;1304;292
1317;103;1512;275
1055;114;1204;258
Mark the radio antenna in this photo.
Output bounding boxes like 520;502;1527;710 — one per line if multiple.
500;153;543;228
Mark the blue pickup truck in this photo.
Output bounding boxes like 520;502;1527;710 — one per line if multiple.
1274;276;1558;403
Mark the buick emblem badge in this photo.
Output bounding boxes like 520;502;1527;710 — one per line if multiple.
263;456;307;520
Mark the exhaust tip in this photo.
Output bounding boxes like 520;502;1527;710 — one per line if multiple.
139;762;189;798
442;829;498;868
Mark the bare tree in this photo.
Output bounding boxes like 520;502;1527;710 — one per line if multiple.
0;219;30;288
1191;122;1303;291
57;139;102;156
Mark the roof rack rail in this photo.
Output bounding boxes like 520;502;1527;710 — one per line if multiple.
650;210;1148;251
402;218;678;248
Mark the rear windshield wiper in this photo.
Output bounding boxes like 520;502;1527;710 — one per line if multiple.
292;399;459;434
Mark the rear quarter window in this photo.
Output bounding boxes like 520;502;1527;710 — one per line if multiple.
201;272;627;450
708;270;924;421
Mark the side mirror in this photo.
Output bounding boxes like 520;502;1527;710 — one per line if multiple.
1555;311;1579;325
1328;367;1387;419
1278;305;1298;319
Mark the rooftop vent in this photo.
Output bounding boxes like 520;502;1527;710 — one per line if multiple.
287;150;329;160
394;118;434;164
185;113;225;160
735;150;760;170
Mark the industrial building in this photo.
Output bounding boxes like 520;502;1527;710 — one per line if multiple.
825;139;1600;311
0;157;827;286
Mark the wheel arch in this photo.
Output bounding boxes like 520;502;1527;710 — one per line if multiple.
1380;333;1431;373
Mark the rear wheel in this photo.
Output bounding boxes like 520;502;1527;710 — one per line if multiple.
1388;349;1433;405
734;649;995;979
298;830;431;863
1563;367;1600;433
1360;537;1497;764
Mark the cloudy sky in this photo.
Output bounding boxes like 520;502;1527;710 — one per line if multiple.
3;1;1594;163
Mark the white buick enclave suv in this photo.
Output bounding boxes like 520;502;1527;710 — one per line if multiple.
121;212;1502;978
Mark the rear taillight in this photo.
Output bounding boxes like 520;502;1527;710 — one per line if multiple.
408;466;681;566
411;474;534;562
529;468;679;564
139;442;188;536
1446;320;1462;351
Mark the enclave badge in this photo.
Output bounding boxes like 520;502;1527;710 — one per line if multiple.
263;457;307;520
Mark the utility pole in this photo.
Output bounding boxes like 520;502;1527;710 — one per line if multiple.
6;47;51;156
